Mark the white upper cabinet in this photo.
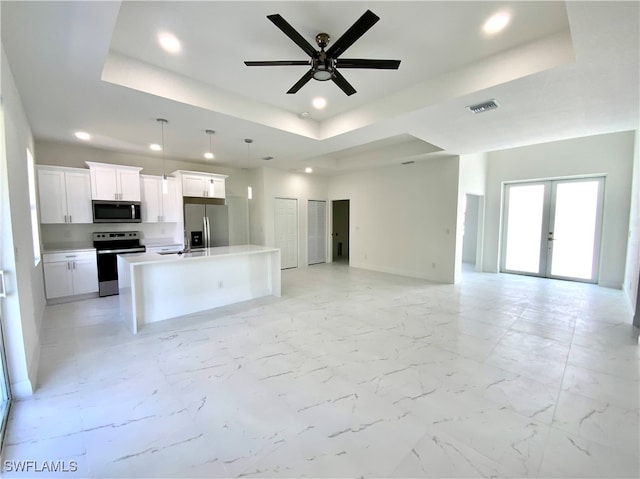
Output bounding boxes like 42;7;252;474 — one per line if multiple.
86;162;142;201
176;171;227;198
140;175;178;223
37;166;92;224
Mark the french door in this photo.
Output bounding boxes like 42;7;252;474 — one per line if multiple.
501;177;604;283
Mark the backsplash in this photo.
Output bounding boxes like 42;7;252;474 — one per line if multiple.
41;223;182;247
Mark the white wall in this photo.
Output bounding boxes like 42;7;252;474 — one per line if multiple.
1;46;45;397
329;157;460;283
259;167;329;268
623;130;640;322
462;196;480;263
483;131;635;288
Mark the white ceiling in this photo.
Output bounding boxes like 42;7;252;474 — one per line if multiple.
1;1;638;175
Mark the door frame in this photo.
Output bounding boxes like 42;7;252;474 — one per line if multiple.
500;176;605;283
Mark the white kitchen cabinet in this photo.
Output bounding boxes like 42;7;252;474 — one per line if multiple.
43;250;98;299
178;171;227;198
140;175;178;223
37;166;92;224
86;162;142;201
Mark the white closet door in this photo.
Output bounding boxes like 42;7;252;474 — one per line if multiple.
308;200;326;265
275;198;298;269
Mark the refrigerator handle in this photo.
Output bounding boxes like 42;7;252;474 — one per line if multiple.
202;217;208;248
206;217;211;248
202;217;206;248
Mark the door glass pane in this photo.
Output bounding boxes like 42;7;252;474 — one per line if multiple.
504;184;545;273
550;181;600;279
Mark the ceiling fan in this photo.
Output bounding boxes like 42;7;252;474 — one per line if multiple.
244;10;401;96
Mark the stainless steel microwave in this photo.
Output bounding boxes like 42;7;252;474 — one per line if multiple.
92;200;142;223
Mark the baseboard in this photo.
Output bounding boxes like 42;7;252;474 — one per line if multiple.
348;261;449;283
46;292;99;305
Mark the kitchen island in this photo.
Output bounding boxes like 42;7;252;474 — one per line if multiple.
117;245;281;333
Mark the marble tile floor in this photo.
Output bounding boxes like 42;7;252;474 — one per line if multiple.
2;263;639;478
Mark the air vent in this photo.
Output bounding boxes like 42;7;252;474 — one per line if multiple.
467;99;499;114
401;160;415;165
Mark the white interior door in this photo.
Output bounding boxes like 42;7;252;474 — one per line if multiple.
501;178;604;283
308;200;326;265
275;198;298;269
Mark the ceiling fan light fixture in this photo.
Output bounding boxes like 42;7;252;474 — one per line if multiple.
312;69;333;81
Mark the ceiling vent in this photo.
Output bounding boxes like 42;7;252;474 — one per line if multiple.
467;99;499;114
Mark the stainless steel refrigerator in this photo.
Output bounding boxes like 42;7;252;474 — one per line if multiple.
184;197;229;249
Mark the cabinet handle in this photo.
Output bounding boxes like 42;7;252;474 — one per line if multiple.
69;215;72;223
73;261;76;270
64;215;67;223
65;255;77;258
67;262;71;270
0;270;6;298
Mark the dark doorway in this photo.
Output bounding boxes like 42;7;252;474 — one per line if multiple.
332;200;350;263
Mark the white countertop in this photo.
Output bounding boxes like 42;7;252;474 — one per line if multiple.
140;238;182;247
119;244;280;266
43;243;95;254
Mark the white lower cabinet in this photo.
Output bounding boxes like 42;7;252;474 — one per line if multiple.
43;250;98;299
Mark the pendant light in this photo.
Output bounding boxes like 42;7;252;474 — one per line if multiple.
245;138;253;200
157;118;169;194
204;129;215;160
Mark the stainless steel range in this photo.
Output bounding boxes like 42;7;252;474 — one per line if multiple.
93;231;145;297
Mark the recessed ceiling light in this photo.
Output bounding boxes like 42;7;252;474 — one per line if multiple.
149;143;162;151
204;152;214;160
312;97;327;109
482;11;511;35
305;167;313;173
74;131;91;141
158;32;181;54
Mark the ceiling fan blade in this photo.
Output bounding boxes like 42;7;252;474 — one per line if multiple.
332;70;356;96
267;14;317;58
326;10;380;58
244;60;310;66
287;69;314;94
336;59;401;69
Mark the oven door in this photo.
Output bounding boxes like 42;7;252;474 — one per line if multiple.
96;247;145;296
